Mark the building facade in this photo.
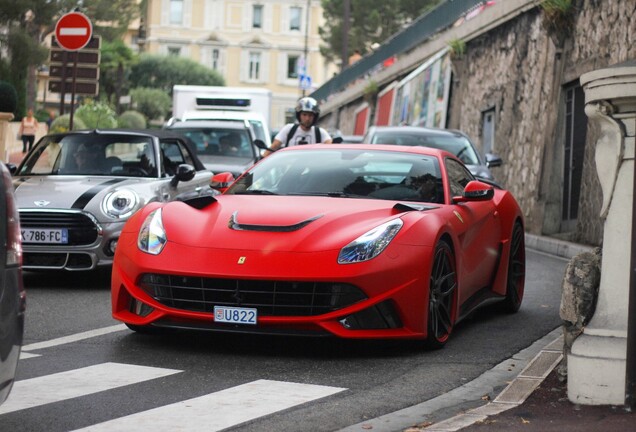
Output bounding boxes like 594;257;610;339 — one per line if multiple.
142;0;336;130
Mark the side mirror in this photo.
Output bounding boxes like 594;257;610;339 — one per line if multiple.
485;153;503;168
5;163;17;175
453;180;494;203
253;139;267;150
332;136;343;144
210;172;235;192
169;164;196;187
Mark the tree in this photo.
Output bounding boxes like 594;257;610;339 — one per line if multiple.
100;40;137;113
319;0;442;64
130;87;171;121
129;54;225;97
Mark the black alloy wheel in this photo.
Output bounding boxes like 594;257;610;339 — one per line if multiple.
425;240;457;349
500;221;526;313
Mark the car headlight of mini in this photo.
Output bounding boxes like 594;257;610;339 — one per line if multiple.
338;218;403;264
137;208;167;255
102;189;139;219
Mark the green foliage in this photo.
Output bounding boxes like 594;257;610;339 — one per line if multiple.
100;40;137;110
49;114;87;134
320;0;442;63
118;110;147;129
35;109;50;122
540;0;575;46
75;99;118;129
130;54;225;96
0;80;17;114
448;38;466;58
130;87;172;121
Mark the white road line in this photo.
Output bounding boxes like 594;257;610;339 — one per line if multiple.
0;362;182;415
73;379;347;431
21;324;127;357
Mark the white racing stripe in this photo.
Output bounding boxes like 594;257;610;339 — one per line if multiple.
73;379;346;431
0;362;182;415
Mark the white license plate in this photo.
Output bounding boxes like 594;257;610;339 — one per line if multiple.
21;228;69;244
214;306;257;325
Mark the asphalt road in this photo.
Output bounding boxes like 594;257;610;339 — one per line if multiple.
3;248;569;432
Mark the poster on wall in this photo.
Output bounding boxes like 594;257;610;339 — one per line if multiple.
391;49;452;128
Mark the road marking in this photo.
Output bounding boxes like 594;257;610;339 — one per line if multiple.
20;324;127;358
0;362;181;415
72;379;346;431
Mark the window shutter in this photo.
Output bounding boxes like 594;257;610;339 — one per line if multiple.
261;51;270;83
161;0;170;25
183;0;192;26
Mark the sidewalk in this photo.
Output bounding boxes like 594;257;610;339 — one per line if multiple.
413;235;635;432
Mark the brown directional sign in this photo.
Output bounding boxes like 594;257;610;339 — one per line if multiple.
48;80;98;96
52;35;101;51
50;49;100;65
49;64;99;80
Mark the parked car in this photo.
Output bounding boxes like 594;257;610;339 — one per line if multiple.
112;144;525;347
12;129;215;271
362;126;502;181
0;162;25;404
168;110;272;148
166;120;263;178
341;135;364;144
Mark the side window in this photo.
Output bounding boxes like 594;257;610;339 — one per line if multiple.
446;158;474;197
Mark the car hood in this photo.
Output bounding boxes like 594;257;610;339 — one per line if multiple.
13;175;143;211
160;195;430;252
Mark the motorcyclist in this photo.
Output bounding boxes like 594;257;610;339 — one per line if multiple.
265;97;332;156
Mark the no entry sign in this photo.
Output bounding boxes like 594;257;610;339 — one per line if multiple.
55;12;93;51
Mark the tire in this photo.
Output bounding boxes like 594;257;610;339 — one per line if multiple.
499;221;526;313
425;240;458;349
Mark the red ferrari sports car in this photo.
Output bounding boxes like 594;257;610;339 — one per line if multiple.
112;144;525;347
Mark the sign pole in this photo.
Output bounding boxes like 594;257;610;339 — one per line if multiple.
70;53;79;130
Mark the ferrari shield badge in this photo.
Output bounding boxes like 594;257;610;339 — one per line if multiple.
453;210;464;223
237;257;246;264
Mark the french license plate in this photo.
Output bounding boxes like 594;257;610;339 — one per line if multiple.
21;228;69;244
214;306;257;325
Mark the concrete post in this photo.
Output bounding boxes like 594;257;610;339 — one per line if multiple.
0;112;15;162
568;60;636;405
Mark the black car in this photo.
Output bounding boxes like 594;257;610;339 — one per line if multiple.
362;125;502;181
0;162;25;404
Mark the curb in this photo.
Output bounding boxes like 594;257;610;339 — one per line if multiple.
524;233;594;260
418;334;563;431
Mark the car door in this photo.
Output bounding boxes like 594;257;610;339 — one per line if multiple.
445;158;501;299
158;138;212;201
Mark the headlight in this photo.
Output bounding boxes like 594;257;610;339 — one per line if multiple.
338;218;403;264
102;189;139;219
137;208;167;255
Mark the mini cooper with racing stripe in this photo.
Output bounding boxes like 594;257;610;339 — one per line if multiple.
11;129;215;271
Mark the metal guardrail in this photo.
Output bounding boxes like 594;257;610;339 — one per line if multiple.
310;0;487;102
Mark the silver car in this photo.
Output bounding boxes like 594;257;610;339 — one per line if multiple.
362;126;503;181
12;129;215;271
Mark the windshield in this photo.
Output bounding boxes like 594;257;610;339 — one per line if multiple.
371;132;480;165
17;134;158;177
226;149;445;204
170;127;255;158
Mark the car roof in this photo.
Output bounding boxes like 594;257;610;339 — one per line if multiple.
366;125;465;138
280;143;454;158
167;120;250;130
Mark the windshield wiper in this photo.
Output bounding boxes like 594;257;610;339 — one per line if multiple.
235;189;278;195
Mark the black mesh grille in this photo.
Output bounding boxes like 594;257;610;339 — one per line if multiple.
138;273;367;317
19;211;98;245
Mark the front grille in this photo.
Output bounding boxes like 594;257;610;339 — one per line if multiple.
19;211;99;245
139;273;367;317
23;252;94;269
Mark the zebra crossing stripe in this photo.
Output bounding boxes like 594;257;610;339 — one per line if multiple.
72;379;347;431
0;362;182;415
